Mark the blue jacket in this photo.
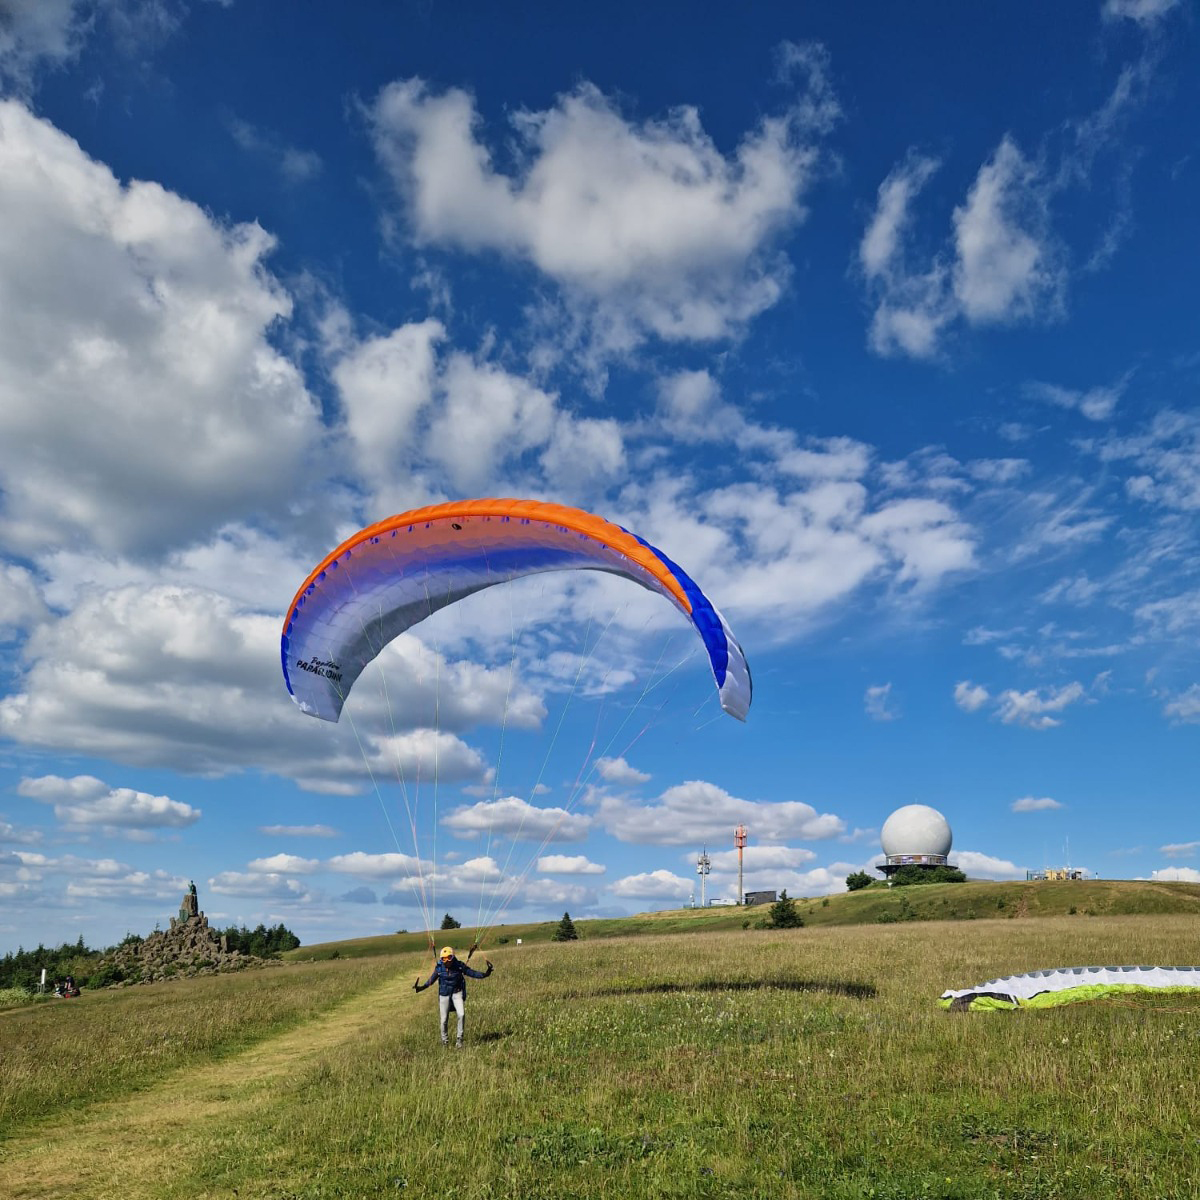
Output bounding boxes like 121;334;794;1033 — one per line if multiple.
419;957;491;997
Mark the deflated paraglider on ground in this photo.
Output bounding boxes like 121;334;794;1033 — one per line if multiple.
941;965;1200;1011
281;497;752;724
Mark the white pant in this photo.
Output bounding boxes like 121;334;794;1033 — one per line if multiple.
439;991;465;1043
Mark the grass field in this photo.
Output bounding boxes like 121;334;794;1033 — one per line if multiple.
3;906;1200;1199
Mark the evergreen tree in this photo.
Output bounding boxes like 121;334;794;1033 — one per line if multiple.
767;890;804;929
552;911;579;941
440;913;461;930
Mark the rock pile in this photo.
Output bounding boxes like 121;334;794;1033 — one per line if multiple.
98;881;281;986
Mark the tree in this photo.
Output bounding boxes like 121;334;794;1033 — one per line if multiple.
440;913;461;930
846;871;875;892
767;890;804;929
552;912;578;941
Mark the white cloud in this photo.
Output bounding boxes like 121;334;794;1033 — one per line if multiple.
862;138;1061;359
0;102;322;559
1011;796;1064;812
0;584;529;790
953;681;991;712
610;869;692;899
596;779;844;846
595;756;650;786
0;0;86;92
209;871;311;900
1148;866;1200;883
1162;685;1200;724
994;682;1085;729
0;819;41;844
1095;411;1200;513
246;854;321;875
864;683;898;721
0;562;48;639
326;851;427;880
952;138;1061;326
1102;0;1181;23
703;845;816;872
1160;842;1200;858
1024;377;1127;422
537;854;605;875
259;825;339;838
228;116;323;183
18;773;201;832
859;153;940;280
370;52;837;354
331;318;444;484
953;851;1026;880
441;795;591;842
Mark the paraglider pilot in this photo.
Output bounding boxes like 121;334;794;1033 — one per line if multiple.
414;946;493;1047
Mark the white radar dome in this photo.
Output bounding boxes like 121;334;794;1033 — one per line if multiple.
880;804;953;859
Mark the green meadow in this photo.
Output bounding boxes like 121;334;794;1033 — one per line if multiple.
3;897;1200;1199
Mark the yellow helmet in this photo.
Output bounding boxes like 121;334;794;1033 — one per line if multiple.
440;946;455;959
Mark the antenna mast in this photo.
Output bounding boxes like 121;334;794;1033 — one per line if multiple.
696;846;711;908
734;824;748;905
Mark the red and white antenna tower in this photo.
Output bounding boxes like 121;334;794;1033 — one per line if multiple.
735;824;748;905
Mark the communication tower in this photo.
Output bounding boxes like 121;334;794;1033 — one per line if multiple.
696;847;712;908
734;825;748;905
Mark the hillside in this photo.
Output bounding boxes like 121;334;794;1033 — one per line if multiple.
287;877;1200;961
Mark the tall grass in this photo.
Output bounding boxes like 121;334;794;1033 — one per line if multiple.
4;916;1200;1199
0;956;398;1132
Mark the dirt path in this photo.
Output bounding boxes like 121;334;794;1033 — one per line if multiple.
0;968;417;1199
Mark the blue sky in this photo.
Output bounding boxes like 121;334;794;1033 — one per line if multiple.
1;0;1197;955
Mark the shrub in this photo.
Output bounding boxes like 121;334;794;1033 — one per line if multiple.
845;871;875;892
888;866;966;886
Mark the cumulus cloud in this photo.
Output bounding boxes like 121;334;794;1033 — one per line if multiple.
595;779;844;846
1162;685;1200;724
595;756;650;786
955;679;1090;729
259;824;339;838
227;115;323;183
328;320;625;502
1093;410;1200;513
0;584;530;790
864;683;898;721
209;871;311;900
370;49;838;355
441;796;592;843
954;681;991;712
0;0;87;92
1102;0;1181;23
994;682;1086;729
1148;866;1200;883
1159;842;1200;858
325;851;427;880
1011;796;1063;812
537;854;605;875
18;773;201;833
1024;377;1128;422
245;854;320;875
953;851;1026;880
610;869;691;899
0;102;322;559
862;138;1061;360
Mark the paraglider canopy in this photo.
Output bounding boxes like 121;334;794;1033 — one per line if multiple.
281;497;751;723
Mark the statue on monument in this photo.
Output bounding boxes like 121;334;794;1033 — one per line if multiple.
178;879;200;923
